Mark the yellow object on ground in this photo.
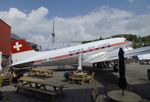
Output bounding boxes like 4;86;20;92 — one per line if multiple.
0;74;12;87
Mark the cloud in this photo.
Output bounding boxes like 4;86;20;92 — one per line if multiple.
0;6;150;49
0;7;51;48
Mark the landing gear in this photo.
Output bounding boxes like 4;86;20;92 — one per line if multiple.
92;62;102;68
97;62;106;68
97;62;101;68
93;62;110;68
93;63;96;68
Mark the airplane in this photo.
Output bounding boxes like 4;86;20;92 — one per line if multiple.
11;38;150;69
138;53;150;60
138;53;150;65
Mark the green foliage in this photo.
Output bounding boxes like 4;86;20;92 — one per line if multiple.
111;34;137;41
82;34;150;48
142;35;150;46
81;36;103;44
113;34;150;48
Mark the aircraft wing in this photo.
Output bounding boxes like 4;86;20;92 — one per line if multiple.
138;53;150;60
83;46;150;63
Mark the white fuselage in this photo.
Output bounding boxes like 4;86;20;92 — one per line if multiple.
32;38;131;66
12;38;132;67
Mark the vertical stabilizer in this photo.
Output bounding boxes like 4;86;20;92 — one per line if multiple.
11;39;36;64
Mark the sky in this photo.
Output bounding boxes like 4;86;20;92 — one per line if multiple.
0;0;150;49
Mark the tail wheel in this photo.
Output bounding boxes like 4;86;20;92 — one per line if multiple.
93;63;96;68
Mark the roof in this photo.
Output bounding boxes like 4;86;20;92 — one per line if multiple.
0;19;11;28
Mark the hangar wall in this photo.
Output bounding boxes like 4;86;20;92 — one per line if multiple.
0;19;11;66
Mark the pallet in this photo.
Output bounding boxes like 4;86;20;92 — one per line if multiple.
0;76;12;87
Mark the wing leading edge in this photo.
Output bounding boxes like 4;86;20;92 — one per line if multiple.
84;46;150;63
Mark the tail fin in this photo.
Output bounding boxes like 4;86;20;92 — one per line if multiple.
11;39;36;64
11;39;34;54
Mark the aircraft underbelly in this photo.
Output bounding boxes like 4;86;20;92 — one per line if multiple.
41;56;78;66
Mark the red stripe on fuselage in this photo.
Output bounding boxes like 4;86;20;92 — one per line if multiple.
48;41;131;61
54;54;70;60
111;41;130;47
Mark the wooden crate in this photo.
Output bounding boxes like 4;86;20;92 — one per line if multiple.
0;76;12;87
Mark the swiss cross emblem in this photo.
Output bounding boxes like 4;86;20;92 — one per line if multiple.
13;42;22;51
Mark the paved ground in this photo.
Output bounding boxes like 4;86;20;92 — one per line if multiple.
0;63;150;102
124;63;150;101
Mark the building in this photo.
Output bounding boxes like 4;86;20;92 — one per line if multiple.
0;19;11;67
27;41;42;51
